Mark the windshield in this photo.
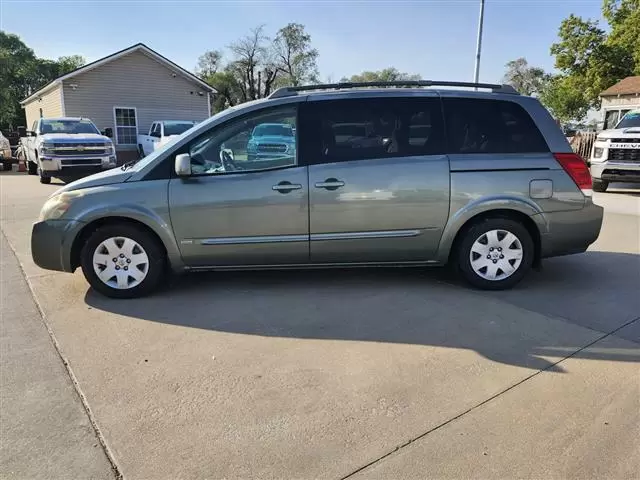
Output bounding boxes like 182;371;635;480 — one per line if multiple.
40;119;99;135
252;124;293;137
164;122;195;136
616;111;640;129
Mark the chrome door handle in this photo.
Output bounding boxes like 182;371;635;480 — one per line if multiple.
314;178;345;191
272;181;302;193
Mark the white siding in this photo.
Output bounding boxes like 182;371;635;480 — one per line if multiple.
601;95;640;108
62;50;210;149
23;85;64;130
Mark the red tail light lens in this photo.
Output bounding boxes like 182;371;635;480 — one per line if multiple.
554;153;592;191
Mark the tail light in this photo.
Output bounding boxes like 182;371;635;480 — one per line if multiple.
554;153;592;195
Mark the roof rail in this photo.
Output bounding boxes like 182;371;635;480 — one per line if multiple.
268;81;520;99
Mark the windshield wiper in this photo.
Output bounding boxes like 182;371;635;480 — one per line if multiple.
121;159;139;171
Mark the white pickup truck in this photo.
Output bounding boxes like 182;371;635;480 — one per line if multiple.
23;117;117;184
589;109;640;192
137;120;198;157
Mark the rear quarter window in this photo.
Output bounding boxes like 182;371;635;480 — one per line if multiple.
443;98;549;154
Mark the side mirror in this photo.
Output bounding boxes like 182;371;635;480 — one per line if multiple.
26;130;37;137
175;153;192;177
103;128;113;138
17;127;26;137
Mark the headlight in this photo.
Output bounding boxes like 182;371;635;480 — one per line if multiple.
104;142;115;154
593;147;604;158
41;143;56;155
38;191;83;221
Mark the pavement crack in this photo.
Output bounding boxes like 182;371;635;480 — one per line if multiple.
1;229;124;480
339;315;640;480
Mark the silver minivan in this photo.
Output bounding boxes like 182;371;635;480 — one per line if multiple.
31;81;603;298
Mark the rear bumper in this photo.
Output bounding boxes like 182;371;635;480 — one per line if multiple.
31;219;84;272
590;161;640;183
536;200;604;259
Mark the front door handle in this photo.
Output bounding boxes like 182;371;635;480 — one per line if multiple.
314;178;345;191
272;181;302;193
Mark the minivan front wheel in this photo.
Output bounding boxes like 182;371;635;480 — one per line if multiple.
456;218;534;290
80;224;166;298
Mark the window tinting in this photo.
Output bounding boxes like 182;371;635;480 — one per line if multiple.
443;98;548;154
164;121;195;136
305;98;444;164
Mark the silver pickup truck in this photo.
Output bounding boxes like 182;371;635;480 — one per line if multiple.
23;117;117;184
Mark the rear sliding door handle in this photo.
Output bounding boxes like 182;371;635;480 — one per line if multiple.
272;181;302;193
314;178;345;191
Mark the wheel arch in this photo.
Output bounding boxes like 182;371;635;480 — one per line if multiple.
70;215;178;272
438;203;544;267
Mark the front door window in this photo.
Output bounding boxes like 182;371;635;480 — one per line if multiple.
188;106;297;175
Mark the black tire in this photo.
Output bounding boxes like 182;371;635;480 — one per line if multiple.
38;166;51;184
592;178;608;193
80;223;166;299
27;161;38;175
38;167;51;184
456;217;534;290
138;145;145;159
3;161;12;171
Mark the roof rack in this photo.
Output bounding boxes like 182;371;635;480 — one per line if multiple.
268;81;520;99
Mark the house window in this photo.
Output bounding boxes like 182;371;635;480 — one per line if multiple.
114;107;138;145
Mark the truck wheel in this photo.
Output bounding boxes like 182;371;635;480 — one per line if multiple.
592;178;608;193
28;161;38;175
38;167;51;184
455;218;534;290
80;223;166;299
3;161;12;171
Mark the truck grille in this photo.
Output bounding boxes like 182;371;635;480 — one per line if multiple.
609;148;640;163
53;143;107;156
610;138;640;144
257;143;287;153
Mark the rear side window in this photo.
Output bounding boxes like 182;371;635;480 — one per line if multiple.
301;97;445;164
443;98;548;154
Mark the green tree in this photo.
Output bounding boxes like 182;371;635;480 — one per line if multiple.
56;55;85;74
0;31;85;129
543;1;639;121
341;67;422;83
539;75;591;123
197;23;320;112
195;50;222;77
272;23;319;87
502;57;550;96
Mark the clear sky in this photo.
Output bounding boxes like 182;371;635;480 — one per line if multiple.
1;0;604;83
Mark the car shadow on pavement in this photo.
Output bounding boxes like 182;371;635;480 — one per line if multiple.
85;251;640;372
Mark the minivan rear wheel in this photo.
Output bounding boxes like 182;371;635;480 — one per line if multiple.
80;224;166;298
456;218;534;290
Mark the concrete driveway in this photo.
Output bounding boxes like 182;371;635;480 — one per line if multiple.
1;172;638;479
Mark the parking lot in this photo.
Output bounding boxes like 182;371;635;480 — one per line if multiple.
1;171;639;479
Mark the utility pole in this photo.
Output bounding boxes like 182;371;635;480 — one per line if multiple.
473;0;486;84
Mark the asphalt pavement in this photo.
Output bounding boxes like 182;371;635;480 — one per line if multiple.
1;171;638;479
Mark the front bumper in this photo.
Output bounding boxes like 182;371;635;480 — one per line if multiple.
39;154;117;173
590;160;640;183
31;219;84;272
